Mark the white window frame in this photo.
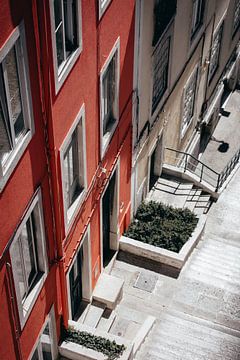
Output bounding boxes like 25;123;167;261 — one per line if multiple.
191;0;204;38
181;65;198;138
99;0;112;19
233;0;240;35
100;37;120;158
208;22;224;82
60;104;87;232
49;0;82;93
0;22;34;192
151;36;170;115
9;189;48;329
28;306;58;360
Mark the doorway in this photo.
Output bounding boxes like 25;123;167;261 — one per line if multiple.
67;230;91;320
101;165;119;267
148;134;163;191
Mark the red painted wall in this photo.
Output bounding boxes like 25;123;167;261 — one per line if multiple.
0;1;62;359
0;0;135;357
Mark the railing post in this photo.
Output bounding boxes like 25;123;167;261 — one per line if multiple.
200;163;203;182
184;153;188;172
216;174;220;192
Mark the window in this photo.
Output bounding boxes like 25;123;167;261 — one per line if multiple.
152;37;170;114
30;308;57;360
99;0;111;18
181;66;198;138
233;0;240;35
50;0;82;91
208;23;223;82
191;0;205;38
60;104;87;229
10;190;48;328
152;0;176;46
100;39;120;156
0;24;34;191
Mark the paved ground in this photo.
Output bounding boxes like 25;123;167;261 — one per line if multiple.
200;89;240;173
106;90;240;359
109;165;240;359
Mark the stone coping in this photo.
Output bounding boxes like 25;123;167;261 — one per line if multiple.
119;215;206;270
92;273;124;310
59;321;133;360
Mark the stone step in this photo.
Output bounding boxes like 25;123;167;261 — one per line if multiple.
186;262;240;285
159;311;240;342
190;250;240;273
135;349;170;360
155;320;240;353
198;239;240;256
82;303;106;328
202;233;240;248
183;267;240;294
96;309;116;332
156;178;193;195
186;188;201;202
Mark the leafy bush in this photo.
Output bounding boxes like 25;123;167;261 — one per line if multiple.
124;201;198;252
63;327;126;360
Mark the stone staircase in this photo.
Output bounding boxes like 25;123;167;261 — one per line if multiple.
170;236;240;332
148;175;212;216
135;310;240;360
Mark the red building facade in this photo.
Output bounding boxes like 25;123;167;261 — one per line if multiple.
0;1;135;359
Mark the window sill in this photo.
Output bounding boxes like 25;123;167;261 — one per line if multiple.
55;47;82;94
101;120;118;159
180;118;194;140
20;272;47;329
0;130;33;192
65;189;86;233
99;0;112;19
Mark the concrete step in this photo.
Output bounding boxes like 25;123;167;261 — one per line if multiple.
190;250;240;273
82;303;106;328
136;311;240;360
183;267;240;294
202;233;240;248
199;239;240;256
186;262;240;286
96;308;116;332
156;178;193;195
186;188;201;202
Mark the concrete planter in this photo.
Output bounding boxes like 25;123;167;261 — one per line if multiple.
119;215;206;269
59;322;133;360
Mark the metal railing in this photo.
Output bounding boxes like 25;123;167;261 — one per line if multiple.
164;147;240;192
218;147;240;189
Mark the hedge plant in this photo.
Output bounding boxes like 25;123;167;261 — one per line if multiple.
63;327;126;360
124;201;198;252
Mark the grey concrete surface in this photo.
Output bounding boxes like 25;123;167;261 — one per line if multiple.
200;90;240;173
109;166;240;359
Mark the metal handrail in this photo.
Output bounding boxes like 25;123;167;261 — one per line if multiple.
165;147;219;175
164;146;240;192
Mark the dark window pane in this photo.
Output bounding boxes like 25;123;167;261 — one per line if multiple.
21;219;37;290
31;348;40;360
152;0;177;46
54;0;62;29
64;0;78;55
55;25;64;68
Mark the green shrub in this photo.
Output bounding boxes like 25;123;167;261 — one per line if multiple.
124;201;198;252
63;328;126;360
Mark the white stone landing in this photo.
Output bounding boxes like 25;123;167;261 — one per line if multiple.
93;273;124;310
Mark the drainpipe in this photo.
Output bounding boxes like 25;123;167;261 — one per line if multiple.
32;0;69;328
